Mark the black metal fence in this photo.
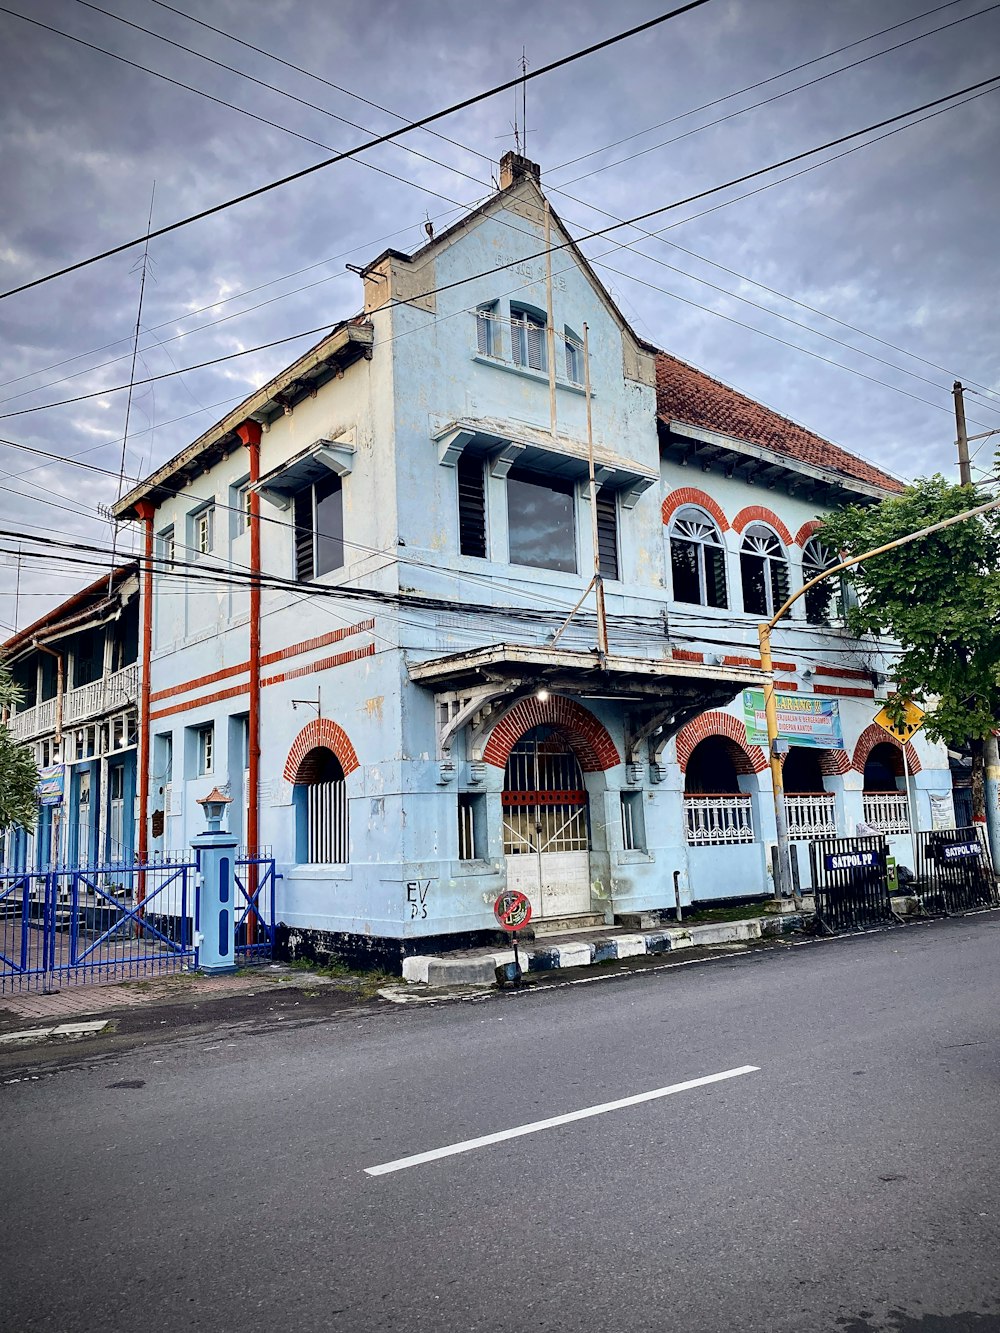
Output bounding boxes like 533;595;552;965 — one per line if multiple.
809;835;893;932
913;827;999;914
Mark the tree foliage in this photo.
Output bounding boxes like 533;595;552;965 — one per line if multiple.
818;476;1000;748
0;664;38;833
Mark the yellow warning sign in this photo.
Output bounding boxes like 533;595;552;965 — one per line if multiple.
873;698;925;744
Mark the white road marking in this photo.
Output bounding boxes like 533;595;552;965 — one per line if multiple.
364;1064;759;1176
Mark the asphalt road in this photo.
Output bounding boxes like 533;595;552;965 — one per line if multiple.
2;914;999;1333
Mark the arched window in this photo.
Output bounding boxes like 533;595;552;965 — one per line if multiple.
669;506;728;608
783;747;824;793
684;736;743;794
863;742;902;792
292;746;348;864
740;524;789;617
803;535;846;625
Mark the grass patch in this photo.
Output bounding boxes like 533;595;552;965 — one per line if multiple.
681;902;771;925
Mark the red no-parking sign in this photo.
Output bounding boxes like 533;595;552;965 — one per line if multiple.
493;890;532;932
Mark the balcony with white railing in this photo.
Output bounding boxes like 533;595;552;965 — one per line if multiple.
6;663;138;743
785;793;838;840
685;794;754;846
862;791;910;834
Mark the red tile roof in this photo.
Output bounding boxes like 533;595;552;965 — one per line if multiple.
656;351;904;494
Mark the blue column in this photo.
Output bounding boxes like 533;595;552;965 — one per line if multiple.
195;827;238;974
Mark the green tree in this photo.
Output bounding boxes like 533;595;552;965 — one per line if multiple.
0;663;38;832
819;476;1000;817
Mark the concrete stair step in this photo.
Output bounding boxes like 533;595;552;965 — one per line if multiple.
530;912;607;938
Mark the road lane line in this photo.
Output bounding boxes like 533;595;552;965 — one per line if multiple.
364;1064;760;1176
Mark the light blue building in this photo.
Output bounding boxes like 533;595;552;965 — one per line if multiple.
110;154;954;966
1;565;140;871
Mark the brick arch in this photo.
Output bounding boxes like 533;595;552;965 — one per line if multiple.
482;695;620;772
794;519;824;547
732;506;793;547
661;487;729;532
284;719;360;783
852;723;921;776
674;710;767;775
779;746;852;776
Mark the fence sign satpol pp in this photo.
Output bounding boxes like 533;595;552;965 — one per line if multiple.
494;889;532;932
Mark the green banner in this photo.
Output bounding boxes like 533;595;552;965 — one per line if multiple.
743;690;844;749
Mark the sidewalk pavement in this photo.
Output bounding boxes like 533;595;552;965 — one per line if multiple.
402;912;806;986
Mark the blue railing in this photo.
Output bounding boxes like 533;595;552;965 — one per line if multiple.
0;853;277;993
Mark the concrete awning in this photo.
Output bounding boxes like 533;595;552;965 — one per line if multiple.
407;643;767;762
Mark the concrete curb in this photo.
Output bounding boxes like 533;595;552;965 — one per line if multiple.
403;915;804;986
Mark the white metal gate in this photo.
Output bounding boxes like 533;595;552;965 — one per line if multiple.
502;727;591;919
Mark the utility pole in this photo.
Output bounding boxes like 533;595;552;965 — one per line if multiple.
954;381;971;486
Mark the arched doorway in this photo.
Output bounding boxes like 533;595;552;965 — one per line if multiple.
502;725;591;919
863;741;909;834
683;736;754;844
292;746;348;864
783;747;838;840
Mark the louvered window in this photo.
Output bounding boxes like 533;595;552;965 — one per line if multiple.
457;455;487;557
740;524;789;617
669;506;728;608
476;303;498;357
803;535;847;624
511;306;546;371
596;485;619;581
293;473;344;581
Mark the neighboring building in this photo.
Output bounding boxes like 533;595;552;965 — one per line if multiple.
1;564;140;870
91;153;953;965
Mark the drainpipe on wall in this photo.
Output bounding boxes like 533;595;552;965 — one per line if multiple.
237;421;263;928
134;500;156;872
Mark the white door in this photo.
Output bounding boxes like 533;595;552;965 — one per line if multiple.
502;727;592;920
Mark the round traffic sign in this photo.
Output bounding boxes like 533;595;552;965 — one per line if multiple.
493;889;532;932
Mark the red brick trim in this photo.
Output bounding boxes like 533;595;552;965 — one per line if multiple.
482;696;620;772
794;519;823;547
723;653;796;673
775;680;798;691
672;648;704;663
814;683;875;700
262;643;375;687
852;722;921;775
674;710;767;774
820;749;852;775
731;506;793;546
284;719;360;782
149;660;247;704
661;487;729;532
150;681;249;721
813;664;874;683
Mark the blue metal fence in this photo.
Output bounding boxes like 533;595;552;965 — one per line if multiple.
0;853;277;994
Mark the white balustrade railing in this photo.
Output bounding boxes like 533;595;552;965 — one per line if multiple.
5;663;138;742
685;794;754;846
863;791;910;834
785;793;838;840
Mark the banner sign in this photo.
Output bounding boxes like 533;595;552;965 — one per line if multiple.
743;690;844;750
824;849;881;872
36;764;65;807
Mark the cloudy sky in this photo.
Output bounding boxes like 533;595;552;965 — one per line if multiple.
1;0;998;630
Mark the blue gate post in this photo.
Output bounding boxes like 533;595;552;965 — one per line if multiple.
194;788;237;975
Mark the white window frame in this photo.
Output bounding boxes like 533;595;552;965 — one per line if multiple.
740;523;789;618
476;302;500;358
510;305;546;372
197;724;214;776
669;505;729;608
192;506;214;557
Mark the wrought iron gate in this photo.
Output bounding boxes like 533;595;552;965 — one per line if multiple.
809;835;893;931
914;827;999;914
502;727;591;919
1;853;277;994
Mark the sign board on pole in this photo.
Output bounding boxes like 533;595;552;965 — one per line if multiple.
493;889;532;932
873;699;925;745
743;690;844;749
36;764;65;807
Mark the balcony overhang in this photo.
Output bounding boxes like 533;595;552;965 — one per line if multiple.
433;417;657;509
407;643;766;762
254;436;356;510
660;420;896;504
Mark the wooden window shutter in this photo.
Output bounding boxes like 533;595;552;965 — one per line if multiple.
293;487;314;581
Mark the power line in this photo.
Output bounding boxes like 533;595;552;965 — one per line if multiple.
549;0;970;174
0;1;713;303
4;67;998;429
